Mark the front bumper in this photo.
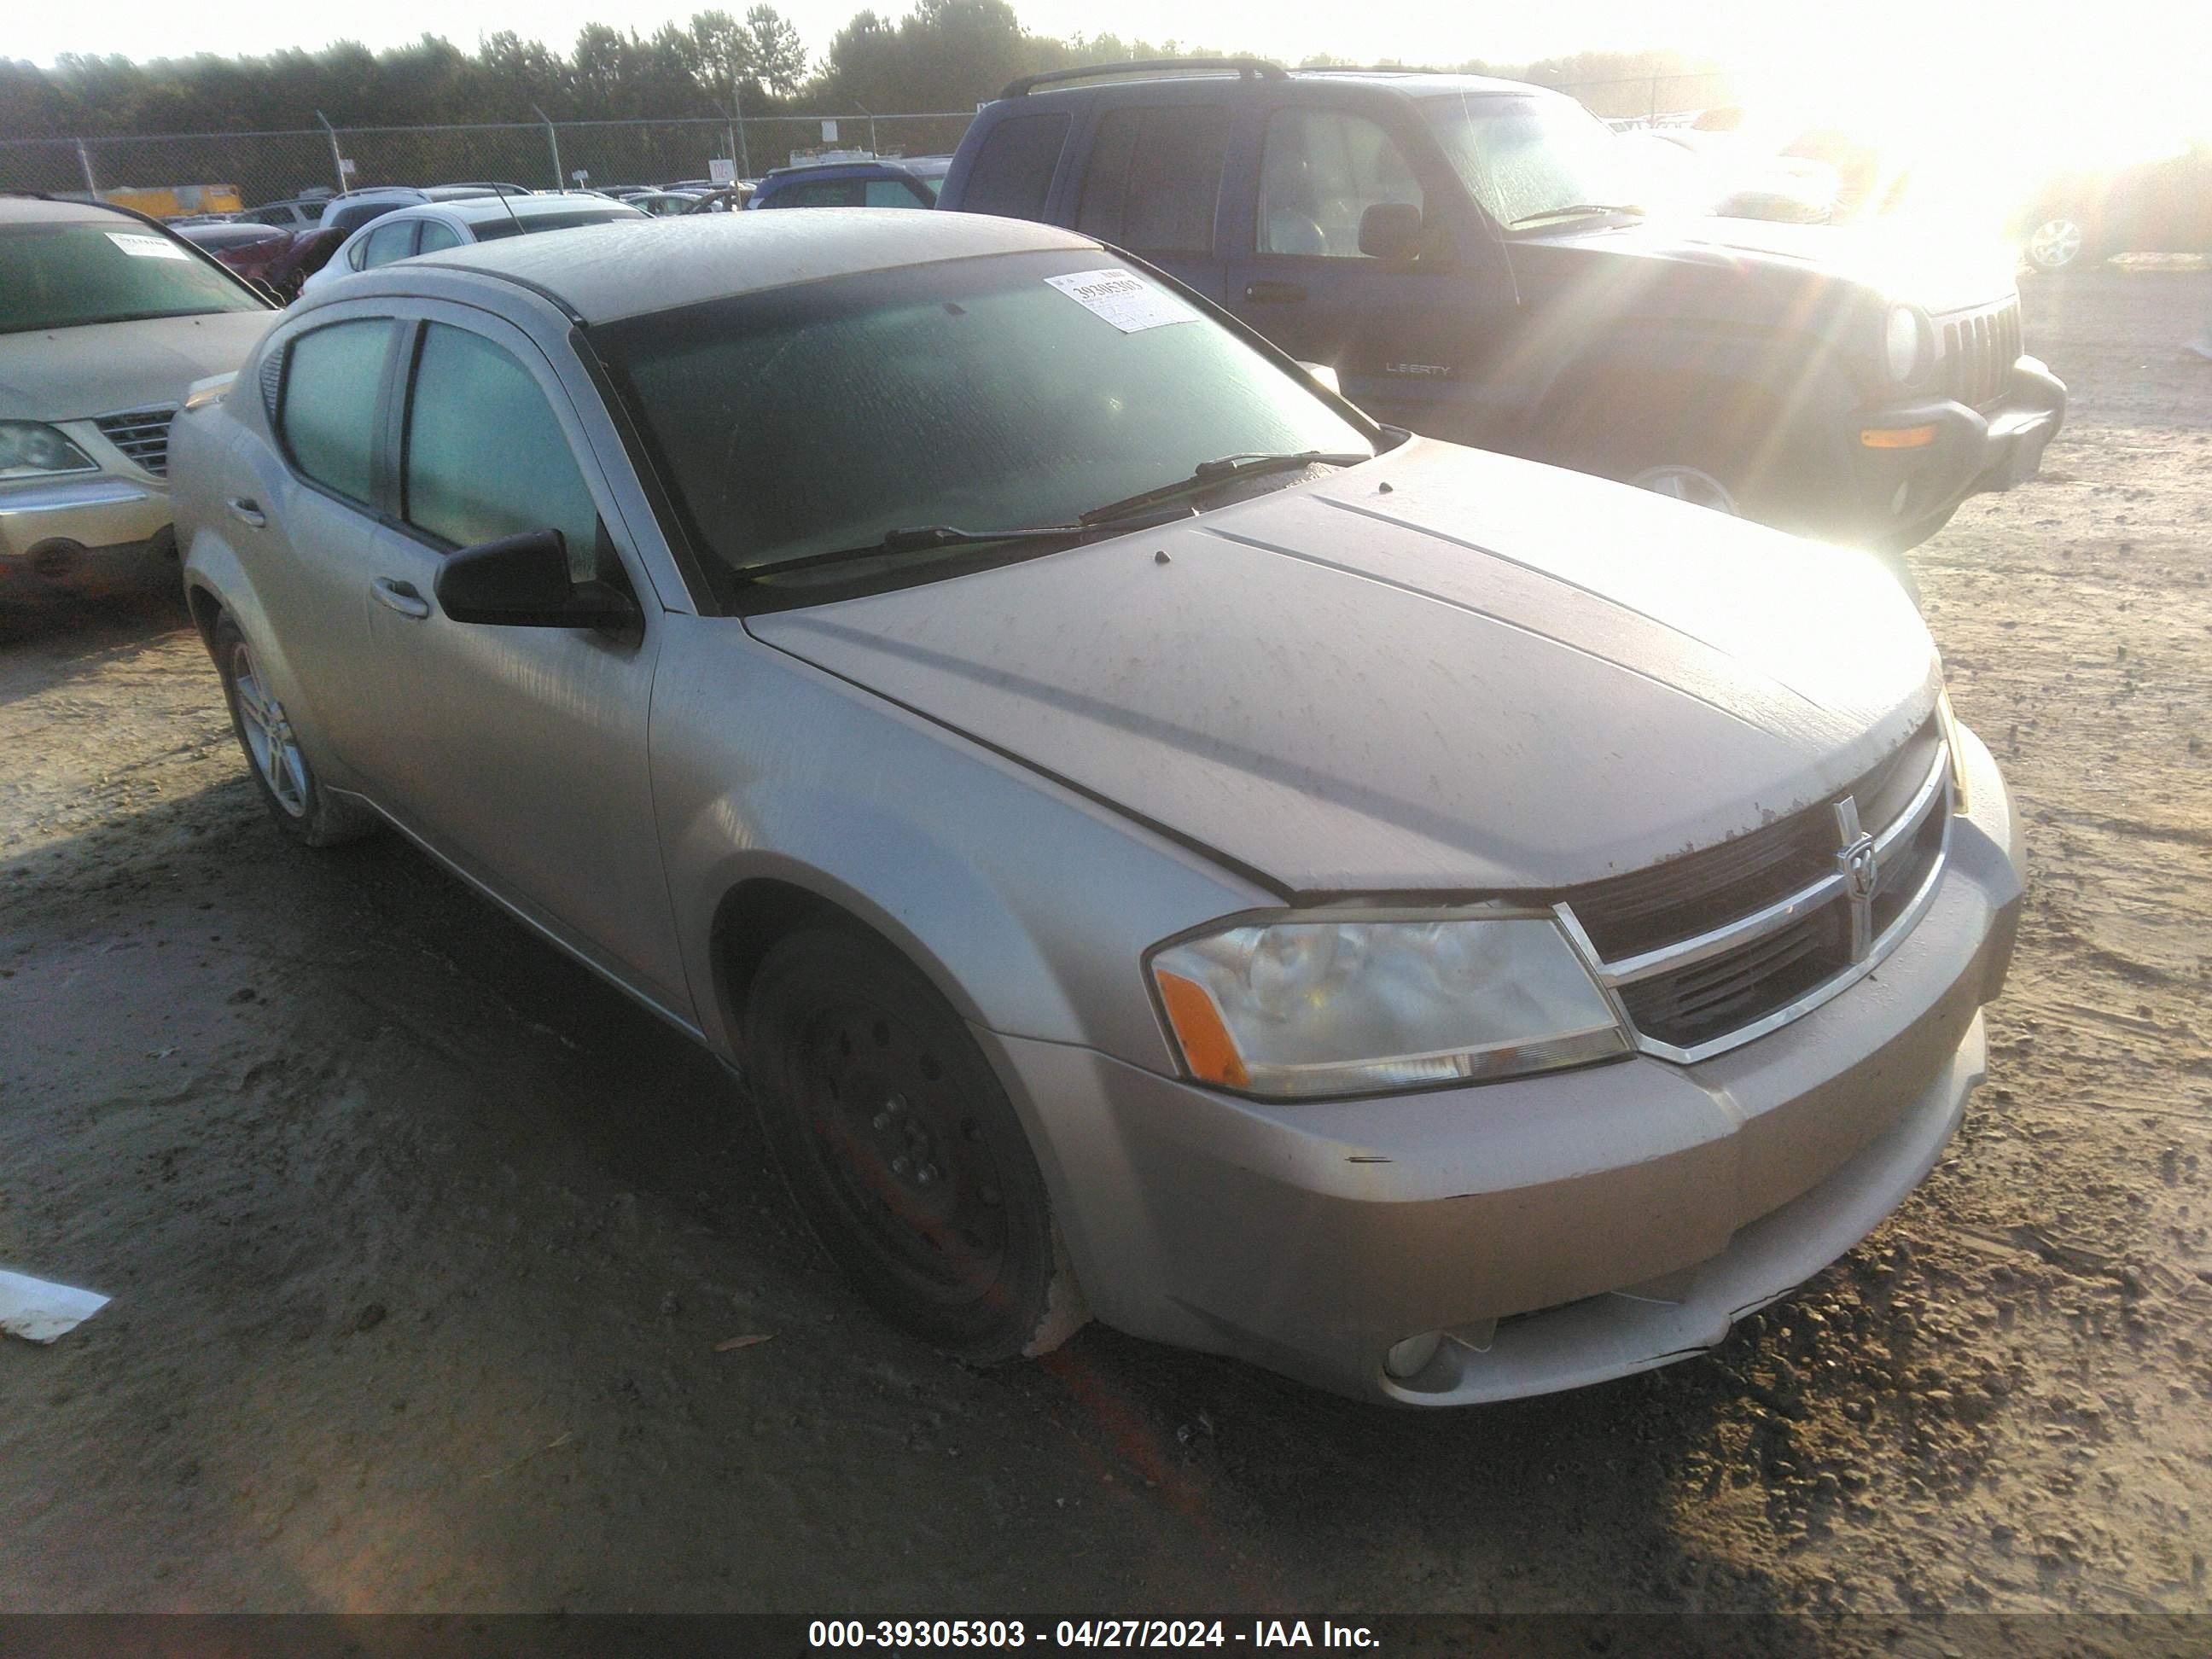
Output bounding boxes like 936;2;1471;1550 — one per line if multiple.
1848;356;2068;540
984;727;2023;1405
0;475;176;600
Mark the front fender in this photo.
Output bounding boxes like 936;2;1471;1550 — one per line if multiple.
650;616;1272;1071
1528;323;1869;448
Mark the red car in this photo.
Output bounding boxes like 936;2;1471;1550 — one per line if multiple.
174;220;293;286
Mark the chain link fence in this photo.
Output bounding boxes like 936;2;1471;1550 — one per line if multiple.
0;112;977;212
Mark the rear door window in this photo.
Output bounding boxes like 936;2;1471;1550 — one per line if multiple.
1077;106;1231;254
959;113;1070;219
359;219;419;269
415;219;463;254
277;318;393;504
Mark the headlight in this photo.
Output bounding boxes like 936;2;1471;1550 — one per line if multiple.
0;421;99;481
1149;910;1631;1098
1883;306;1928;384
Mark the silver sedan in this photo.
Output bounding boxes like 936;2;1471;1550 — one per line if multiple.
171;211;2023;1405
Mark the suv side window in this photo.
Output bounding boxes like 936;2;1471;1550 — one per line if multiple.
1078;106;1231;254
1258;109;1424;258
277;319;393;504
961;113;1070;219
402;323;602;578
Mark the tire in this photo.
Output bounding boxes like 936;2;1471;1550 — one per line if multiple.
2023;214;2089;274
743;924;1087;1363
212;611;377;846
1550;386;1779;524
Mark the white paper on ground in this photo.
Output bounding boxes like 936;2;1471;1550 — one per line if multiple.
1043;268;1196;335
0;1269;111;1342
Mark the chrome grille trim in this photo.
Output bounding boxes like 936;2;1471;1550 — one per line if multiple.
93;405;178;477
1557;740;1953;1065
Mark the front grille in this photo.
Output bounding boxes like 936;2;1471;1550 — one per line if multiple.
1557;719;1941;962
1940;300;2020;410
1557;718;1953;1060
94;407;178;477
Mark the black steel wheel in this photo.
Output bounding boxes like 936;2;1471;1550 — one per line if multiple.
744;925;1086;1361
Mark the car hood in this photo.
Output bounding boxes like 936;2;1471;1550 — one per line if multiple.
0;310;276;420
1531;216;2014;312
747;439;1941;896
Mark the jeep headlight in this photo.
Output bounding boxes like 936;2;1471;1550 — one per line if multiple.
0;422;99;480
1149;910;1630;1098
1883;305;1929;384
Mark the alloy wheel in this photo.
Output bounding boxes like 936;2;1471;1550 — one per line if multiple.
2028;217;2084;271
229;640;308;818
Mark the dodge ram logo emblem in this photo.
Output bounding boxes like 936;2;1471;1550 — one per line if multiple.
1842;834;1878;900
1831;798;1881;962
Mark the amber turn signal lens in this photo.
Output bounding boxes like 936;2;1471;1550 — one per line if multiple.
1153;969;1250;1088
1860;424;1940;450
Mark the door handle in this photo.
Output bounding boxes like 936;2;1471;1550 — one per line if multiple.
1243;280;1309;304
370;577;432;620
226;496;265;528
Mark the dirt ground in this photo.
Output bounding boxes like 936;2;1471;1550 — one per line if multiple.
3;264;2209;1626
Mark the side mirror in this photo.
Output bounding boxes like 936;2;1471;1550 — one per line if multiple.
1358;201;1424;262
434;528;637;630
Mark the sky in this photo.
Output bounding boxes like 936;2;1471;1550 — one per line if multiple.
15;0;2207;172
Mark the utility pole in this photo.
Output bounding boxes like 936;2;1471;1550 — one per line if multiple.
533;105;562;192
74;137;99;200
854;101;879;154
731;79;752;179
315;111;346;194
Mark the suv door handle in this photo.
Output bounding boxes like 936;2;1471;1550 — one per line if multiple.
226;496;265;527
370;577;432;620
1243;280;1309;304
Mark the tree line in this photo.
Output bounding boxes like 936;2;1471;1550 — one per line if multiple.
0;0;1722;137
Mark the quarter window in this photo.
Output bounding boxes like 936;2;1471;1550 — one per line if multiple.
1258;109;1424;258
402;323;601;577
1078;106;1230;254
277;319;393;504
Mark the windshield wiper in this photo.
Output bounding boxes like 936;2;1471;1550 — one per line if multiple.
1076;450;1369;526
736;504;1197;583
1507;203;1645;228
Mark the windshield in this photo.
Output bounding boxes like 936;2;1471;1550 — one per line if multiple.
592;250;1373;603
1419;93;1644;228
0;221;265;335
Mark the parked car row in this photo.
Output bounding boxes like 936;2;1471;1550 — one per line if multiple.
4;57;2042;1410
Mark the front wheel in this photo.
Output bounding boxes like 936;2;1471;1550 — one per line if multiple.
743;925;1087;1363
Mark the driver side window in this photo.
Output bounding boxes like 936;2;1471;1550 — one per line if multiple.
401;323;605;580
1258;109;1423;258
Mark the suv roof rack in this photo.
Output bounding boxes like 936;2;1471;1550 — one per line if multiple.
998;57;1288;99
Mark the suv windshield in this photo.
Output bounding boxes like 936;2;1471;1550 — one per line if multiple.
0;221;265;335
592;249;1373;603
1419;93;1644;229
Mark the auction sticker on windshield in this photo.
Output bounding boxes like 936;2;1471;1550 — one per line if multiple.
1044;268;1195;335
106;232;190;260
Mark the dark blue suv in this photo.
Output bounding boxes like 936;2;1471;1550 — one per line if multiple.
939;59;2064;556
